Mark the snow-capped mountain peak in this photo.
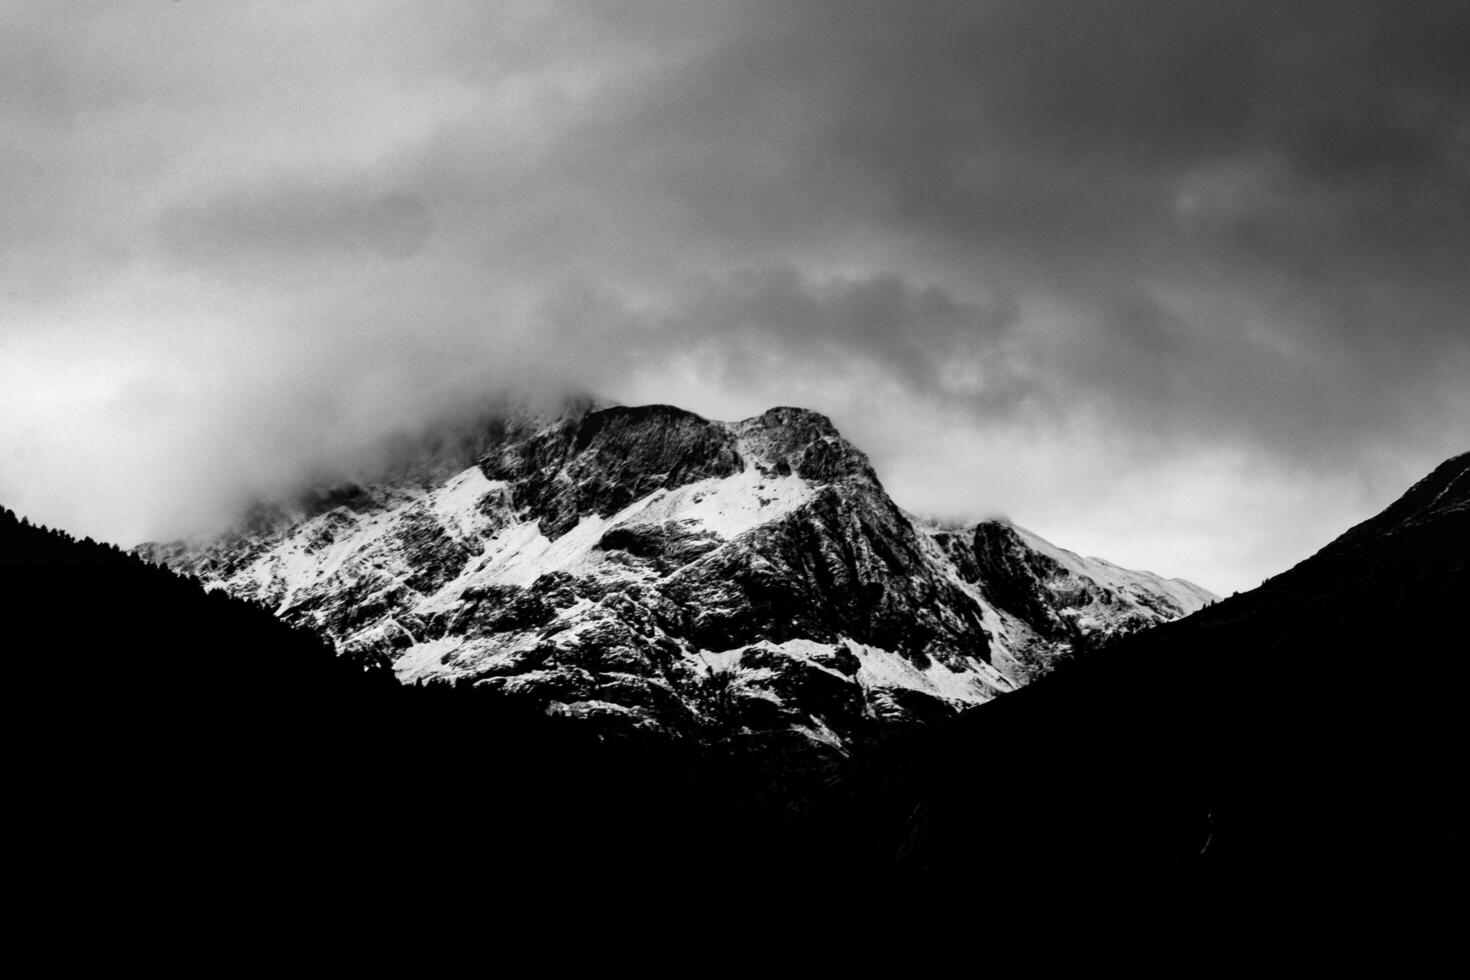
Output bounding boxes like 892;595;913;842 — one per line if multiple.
139;399;1214;746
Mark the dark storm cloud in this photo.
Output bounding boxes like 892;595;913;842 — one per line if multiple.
473;0;1469;475
663;267;1022;399
658;0;1470;258
2;0;1467;592
532;265;1028;419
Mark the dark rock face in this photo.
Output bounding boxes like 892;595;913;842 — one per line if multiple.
954;522;1088;642
450;583;557;634
597;522;723;574
139;397;1213;751
392;506;475;594
485;405;745;538
734;407;880;485
664;486;990;666
938;517;1217;665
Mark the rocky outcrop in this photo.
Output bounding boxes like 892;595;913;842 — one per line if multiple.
139;398;1214;750
663;485;991;664
486;405;746;537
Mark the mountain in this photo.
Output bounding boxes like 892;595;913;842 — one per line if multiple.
139;398;1213;746
888;450;1469;896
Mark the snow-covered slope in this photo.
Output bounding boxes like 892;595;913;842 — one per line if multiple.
140;399;1214;746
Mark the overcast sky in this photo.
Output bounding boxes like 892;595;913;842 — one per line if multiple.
2;1;1467;593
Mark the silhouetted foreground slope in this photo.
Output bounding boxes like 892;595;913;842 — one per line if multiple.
895;452;1469;897
1;506;865;921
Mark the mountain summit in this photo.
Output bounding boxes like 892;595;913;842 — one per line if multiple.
140;399;1213;745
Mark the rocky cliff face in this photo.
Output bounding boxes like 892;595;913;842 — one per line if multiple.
140;399;1214;747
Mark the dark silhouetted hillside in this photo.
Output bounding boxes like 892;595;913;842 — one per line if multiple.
1;505;873;928
892;452;1469;902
